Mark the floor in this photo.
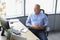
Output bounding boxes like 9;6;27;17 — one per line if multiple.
0;31;60;40
0;31;6;40
48;32;60;40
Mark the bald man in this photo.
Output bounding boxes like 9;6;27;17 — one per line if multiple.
26;4;48;40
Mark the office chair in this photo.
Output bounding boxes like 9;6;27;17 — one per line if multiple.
40;9;48;16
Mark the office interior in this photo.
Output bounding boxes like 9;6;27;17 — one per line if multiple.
0;0;60;40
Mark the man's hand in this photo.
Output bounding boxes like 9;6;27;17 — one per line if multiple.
29;24;40;29
39;25;46;29
29;24;46;29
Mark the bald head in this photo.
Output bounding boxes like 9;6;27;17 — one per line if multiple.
35;4;40;8
34;4;40;14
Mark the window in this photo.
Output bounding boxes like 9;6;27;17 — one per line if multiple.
25;0;56;16
56;0;60;13
6;0;24;18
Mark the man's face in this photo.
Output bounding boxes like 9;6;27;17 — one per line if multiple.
34;5;40;14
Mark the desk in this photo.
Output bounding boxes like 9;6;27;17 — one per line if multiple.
9;19;39;40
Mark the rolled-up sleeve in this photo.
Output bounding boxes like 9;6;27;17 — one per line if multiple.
44;15;48;27
26;15;31;26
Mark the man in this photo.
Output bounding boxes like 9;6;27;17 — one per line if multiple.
26;4;48;40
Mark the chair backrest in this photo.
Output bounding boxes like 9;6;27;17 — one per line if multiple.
40;9;48;17
19;16;28;26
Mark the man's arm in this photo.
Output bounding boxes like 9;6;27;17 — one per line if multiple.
26;15;31;26
39;15;48;29
44;15;48;27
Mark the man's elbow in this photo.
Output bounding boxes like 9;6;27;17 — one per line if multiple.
26;22;30;26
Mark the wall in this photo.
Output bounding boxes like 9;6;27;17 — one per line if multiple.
48;14;60;31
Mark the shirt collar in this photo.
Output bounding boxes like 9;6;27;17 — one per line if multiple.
34;11;42;15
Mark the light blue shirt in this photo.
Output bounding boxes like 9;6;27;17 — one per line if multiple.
26;12;48;27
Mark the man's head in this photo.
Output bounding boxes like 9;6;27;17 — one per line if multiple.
34;4;40;14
